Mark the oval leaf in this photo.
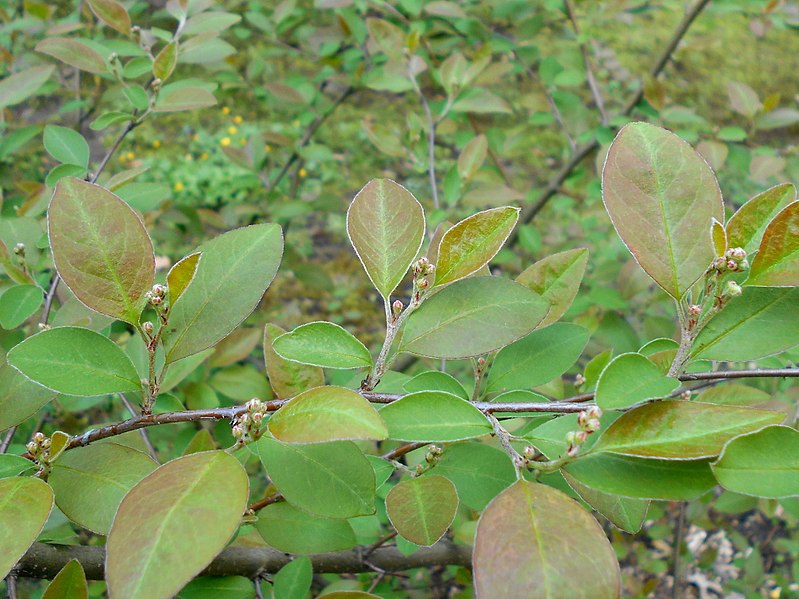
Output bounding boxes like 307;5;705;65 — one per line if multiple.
153;42;178;81
457;134;488;181
162;224;283;362
346;178;425;298
0;477;54;579
166;252;201;306
386;475;458;546
36;38;107;74
595;353;680;410
401;277;548;359
264;323;324;398
42;559;88;599
268;385;387;443
49;443;158;534
272;321;372;369
434;206;519;286
49;178;155;325
474;480;620;599
712;425;799;498
43;125;90;167
602;122;723;299
0;65;54;109
592;400;784;460
747;201;799;286
107;451;249;599
8;327;141;396
255;502;357;554
726;183;796;253
154;86;217;112
562;471;649;534
379;391;491;442
87;0;131;35
0;362;55;431
0;284;43;329
516;248;588;328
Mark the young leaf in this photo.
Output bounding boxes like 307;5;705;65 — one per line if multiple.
592;400;784;460
43;125;90;167
250;437;375;519
386;476;458;546
106;451;249;599
0;362;55;431
49;178;155;325
427;442;516;511
273;557;312;599
166;252;201;305
0;477;54;579
162;224;283;362
486;323;589;393
42;559;88;599
49;443;158;534
46;164;88;188
434;206;519;286
726;183;796;253
473;481;620;599
563;453;717;500
268;385;388;443
153;42;178;81
690;287;799;360
711;425;799;498
602;122;723;299
594;353;680;410
36;38;107;74
379;391;491;442
255;502;357;554
346;178;425;298
711;218;727;257
87;0;131;35
747;201;799;286
264;324;324;398
8;327;142;396
154;87;217;112
0;64;54;109
401;277;548;358
457;134;488;181
0;284;43;329
562;472;649;533
272;321;372;369
403;371;469;400
516;248;589;327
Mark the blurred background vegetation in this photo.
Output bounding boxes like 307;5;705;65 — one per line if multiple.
2;0;799;596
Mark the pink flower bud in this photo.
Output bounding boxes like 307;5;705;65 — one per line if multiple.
150;295;163;305
152;284;167;298
688;304;701;317
142;321;154;334
392;300;403;315
418;279;429;290
586;406;603;420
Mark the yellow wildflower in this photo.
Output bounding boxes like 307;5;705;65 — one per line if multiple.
233;115;243;124
228;126;238;135
200;152;209;160
222;106;230;115
126;152;135;160
220;137;231;147
264;144;272;152
185;153;193;161
152;140;161;149
299;168;307;178
174;182;184;192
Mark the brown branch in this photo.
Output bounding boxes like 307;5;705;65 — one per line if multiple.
248;492;284;513
381;442;427;461
563;0;608;124
514;0;712;231
0;427;16;454
14;541;472;581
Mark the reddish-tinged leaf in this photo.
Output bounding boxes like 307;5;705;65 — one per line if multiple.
49;178;155;325
474;480;620;599
36;38;107;74
457;134;488;180
0;477;54;579
711;218;727;257
726;183;796;253
0;65;54;109
386;476;458;546
153;42;178;81
747;202;799;286
87;0;131;35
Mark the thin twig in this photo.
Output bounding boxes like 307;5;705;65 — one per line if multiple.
0;427;16;454
5;575;17;599
119;394;158;462
408;67;440;209
563;0;608;124
254;578;265;599
381;442;427;461
248;492;285;513
671;501;687;599
364;531;398;558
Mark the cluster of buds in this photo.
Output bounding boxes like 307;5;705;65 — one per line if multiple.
231;399;268;444
411;257;435;304
26;432;51;464
145;284;167;307
713;247;749;273
13;242;25;257
566;406;603;457
424;445;443;466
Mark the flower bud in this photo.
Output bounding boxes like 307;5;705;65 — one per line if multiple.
688;304;701;317
574;373;586;386
565;431;577;445
724;280;742;298
26;442;37;453
150;295;163;305
477;357;486;367
584;418;601;433
392;300;403;315
729;247;746;261
574;431;588;444
13;243;25;255
739;259;749;271
523;445;537;460
417;278;429;290
33;432;45;444
586;406;603;420
726;260;737;270
252;412;263;424
152;284;167;298
142;321;154;334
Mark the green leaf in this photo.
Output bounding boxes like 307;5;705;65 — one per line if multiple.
516;248;589;327
87;0;131;35
473;480;620;599
452;88;512;114
49;443;158;534
695;383;771;407
162;224;283;362
183;12;242;35
255;502;357;554
592;400;784;460
0;239;35;285
562;471;649;533
0;362;55;431
251;437;375;519
747;201;799;286
90;111;133;131
42;559;88;599
46;163;88;188
727;81;761;118
379;391;491;442
0;476;54;579
268;386;387;443
0;65;54;109
123;86;149;111
43;125;90;167
403;371;469;400
457;134;488;181
690;287;799;360
386;476;458;546
273;557;312;599
177;576;254;599
726;183;796;254
8;327;141;396
166;252;201;306
602;122;723;299
36;38;107;74
154;87;217;112
0;455;36;478
153;42;178;81
401;277;548;358
107;451;249;599
711;218;727;257
49;178;155;325
264;324;324;398
272;321;372;369
712;425;799;498
346;179;425;298
0;285;43;329
427;442;516;510
563;453;717;500
594;353;680;410
434;206;519;286
486;323;589;393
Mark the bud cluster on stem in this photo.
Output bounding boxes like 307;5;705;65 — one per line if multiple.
231;399;269;445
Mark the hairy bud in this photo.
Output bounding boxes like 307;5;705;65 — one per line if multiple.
724;280;743;298
142;321;154;334
13;243;25;256
392;300;403;315
688;304;702;317
152;284;167;298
